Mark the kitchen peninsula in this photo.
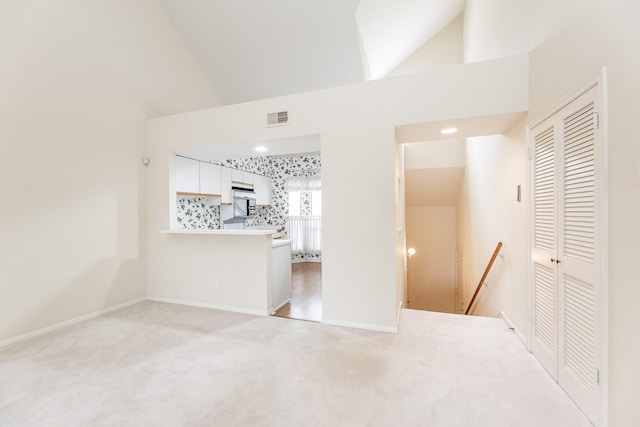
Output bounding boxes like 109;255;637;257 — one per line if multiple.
155;229;291;316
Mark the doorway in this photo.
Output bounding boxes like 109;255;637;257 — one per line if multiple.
273;262;322;322
403;139;465;314
406;206;457;313
271;155;323;323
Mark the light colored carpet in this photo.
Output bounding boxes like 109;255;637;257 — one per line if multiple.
0;301;591;426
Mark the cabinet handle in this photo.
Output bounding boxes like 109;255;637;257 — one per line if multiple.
550;258;561;264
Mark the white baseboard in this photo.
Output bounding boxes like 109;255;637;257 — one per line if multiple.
322;318;398;333
147;296;269;317
291;259;322;264
0;297;147;349
499;310;528;347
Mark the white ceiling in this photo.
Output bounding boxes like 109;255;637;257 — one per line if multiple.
396;112;527;144
159;0;364;105
356;0;465;80
159;0;465;105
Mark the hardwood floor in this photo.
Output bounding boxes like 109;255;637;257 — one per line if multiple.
273;262;322;322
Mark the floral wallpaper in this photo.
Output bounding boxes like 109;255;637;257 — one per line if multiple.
176;197;220;230
177;153;322;262
300;191;312;217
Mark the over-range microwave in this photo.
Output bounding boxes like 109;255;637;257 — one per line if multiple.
233;188;256;218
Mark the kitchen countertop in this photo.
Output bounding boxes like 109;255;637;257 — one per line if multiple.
161;229;275;236
161;230;290;249
272;239;292;248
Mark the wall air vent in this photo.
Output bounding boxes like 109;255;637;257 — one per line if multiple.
266;111;289;127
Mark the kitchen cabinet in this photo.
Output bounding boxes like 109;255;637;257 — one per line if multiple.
220;167;232;204
175;155;266;206
231;169;255;186
199;163;222;196
231;168;244;184
243;171;255;186
255;175;272;206
272;240;292;312
175;156;199;194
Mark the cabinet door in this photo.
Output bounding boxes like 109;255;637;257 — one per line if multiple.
220;167;232;205
256;175;272;206
231;169;244;184
199;163;221;196
243;171;255;186
175;156;199;194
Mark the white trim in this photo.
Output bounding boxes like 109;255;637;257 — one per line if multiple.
0;297;147;349
147;296;269;317
525;123;534;352
396;301;404;330
270;298;291;315
322;318;398;333
529;80;600;129
291;258;322;264
499;311;527;347
598;68;609;427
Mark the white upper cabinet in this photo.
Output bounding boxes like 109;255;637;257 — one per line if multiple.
243;171;255;186
199;162;222;196
220;167;232;204
231;169;244;184
231;169;255;186
175;155;265;205
255;175;272;206
175;156;199;194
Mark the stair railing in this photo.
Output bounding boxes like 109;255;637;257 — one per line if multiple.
464;242;503;315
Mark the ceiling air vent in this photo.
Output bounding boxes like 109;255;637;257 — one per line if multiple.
266;111;289;127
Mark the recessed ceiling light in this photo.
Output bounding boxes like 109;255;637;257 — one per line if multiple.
254;146;268;152
440;127;458;135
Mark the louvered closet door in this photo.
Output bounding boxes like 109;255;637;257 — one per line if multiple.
531;116;560;380
530;84;603;426
557;87;601;424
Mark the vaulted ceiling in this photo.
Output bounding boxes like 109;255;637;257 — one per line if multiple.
159;0;465;105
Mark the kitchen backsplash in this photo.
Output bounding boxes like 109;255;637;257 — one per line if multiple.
176;197;220;230
176;153;322;262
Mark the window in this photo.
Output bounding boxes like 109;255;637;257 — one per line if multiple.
288;191;301;216
286;178;322;256
286;178;321;217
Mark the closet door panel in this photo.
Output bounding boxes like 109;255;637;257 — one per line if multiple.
530;117;559;379
562;101;597;264
557;87;601;424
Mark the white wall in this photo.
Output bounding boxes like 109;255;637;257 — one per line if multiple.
456;119;529;329
463;0;572;65
150;233;273;315
148;55;528;332
406;206;457;313
0;0;222;341
388;14;463;77
465;1;640;425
